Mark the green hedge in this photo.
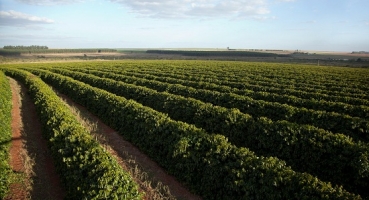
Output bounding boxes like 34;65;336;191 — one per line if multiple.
0;71;12;199
2;68;142;199
80;67;369;119
92;66;369;106
68;68;369;141
42;68;369;197
124;65;368;102
31;68;361;199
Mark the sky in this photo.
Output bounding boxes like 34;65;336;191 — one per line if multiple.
0;0;368;51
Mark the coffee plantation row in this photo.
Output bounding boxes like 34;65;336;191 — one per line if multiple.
1;60;368;199
29;67;369;194
51;67;368;138
0;71;12;199
1;69;142;199
67;67;369;118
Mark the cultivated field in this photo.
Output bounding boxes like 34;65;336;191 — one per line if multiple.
1;60;369;199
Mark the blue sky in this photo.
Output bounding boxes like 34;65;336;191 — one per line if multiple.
0;0;368;51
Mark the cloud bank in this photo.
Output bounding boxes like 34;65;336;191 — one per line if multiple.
277;0;295;2
0;10;54;27
15;0;82;6
111;0;270;19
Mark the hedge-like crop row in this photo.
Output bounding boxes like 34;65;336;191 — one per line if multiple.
0;71;12;199
121;68;369;119
128;63;368;95
61;68;369;141
170;66;368;98
30;68;368;198
31;67;365;199
109;67;369;106
78;67;369;120
2;68;142;199
107;66;369;101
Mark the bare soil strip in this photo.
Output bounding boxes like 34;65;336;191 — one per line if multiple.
56;92;202;200
5;78;65;200
5;78;28;199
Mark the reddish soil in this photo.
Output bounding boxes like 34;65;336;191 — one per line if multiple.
5;78;65;199
58;93;202;200
5;76;201;199
5;78;28;199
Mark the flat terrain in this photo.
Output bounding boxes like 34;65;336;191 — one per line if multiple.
1;49;368;67
1;55;368;199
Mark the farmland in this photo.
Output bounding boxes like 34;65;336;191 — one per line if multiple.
1;60;369;199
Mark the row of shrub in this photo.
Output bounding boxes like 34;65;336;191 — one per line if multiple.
116;67;369;106
73;68;369;139
126;65;369;101
29;68;362;199
40;68;369;197
2;68;142;199
110;68;369;118
0;71;12;199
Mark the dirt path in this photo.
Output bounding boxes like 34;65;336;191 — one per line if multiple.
57;92;202;200
5;78;65;199
5;78;29;199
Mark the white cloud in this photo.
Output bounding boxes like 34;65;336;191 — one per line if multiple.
0;33;77;40
15;0;82;6
0;10;54;27
304;20;316;24
111;0;270;19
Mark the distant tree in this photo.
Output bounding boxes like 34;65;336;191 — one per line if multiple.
3;45;48;50
357;58;362;62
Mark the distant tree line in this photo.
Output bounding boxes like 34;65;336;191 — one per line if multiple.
0;48;117;56
3;45;49;50
147;50;289;57
352;51;369;54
